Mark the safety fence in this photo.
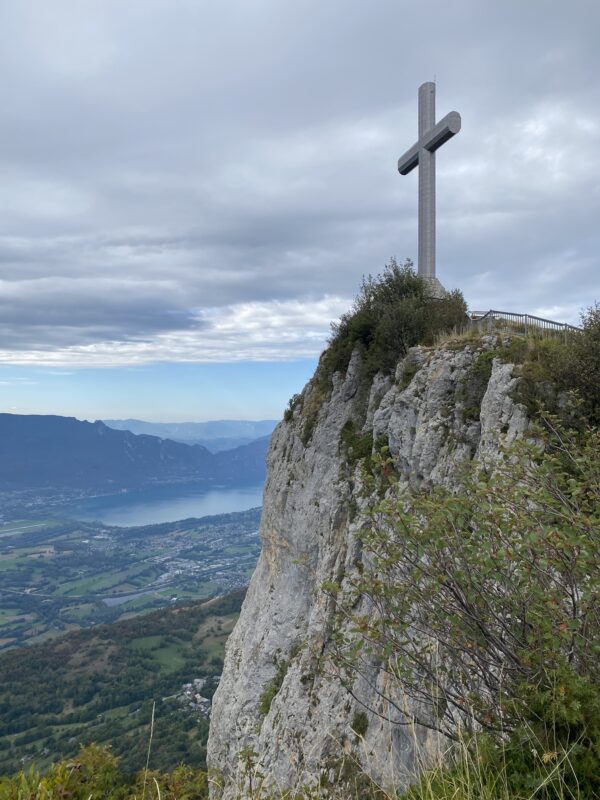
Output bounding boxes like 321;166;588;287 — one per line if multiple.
469;309;581;337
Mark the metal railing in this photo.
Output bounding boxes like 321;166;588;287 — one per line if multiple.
469;310;581;337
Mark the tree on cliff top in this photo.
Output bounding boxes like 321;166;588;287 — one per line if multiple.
318;258;468;385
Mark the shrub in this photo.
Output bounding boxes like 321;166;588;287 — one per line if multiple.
259;658;291;718
0;743;209;799
318;259;467;391
340;420;374;466
493;304;600;426
292;260;467;446
401;699;600;799
456;349;495;420
284;393;301;423
332;415;600;790
554;303;600;424
350;711;369;738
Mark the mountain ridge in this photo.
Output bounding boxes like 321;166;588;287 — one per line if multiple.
0;413;269;492
103;418;278;451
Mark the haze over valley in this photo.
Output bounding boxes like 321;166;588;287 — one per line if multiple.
103;418;278;452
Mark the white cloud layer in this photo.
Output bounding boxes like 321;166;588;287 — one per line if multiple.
0;297;349;366
0;0;598;365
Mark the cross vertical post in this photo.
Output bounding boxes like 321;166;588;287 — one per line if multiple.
398;82;461;289
418;82;436;280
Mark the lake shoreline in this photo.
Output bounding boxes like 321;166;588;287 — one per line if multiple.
54;481;265;527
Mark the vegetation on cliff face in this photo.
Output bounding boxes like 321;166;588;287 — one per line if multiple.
3;294;599;799
501;303;600;426
211;285;599;797
438;301;600;429
331;415;600;798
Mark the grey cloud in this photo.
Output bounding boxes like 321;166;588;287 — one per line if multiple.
0;274;199;349
0;0;598;362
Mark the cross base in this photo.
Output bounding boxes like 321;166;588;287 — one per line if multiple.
422;275;447;299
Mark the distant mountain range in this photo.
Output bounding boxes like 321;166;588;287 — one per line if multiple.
0;413;270;492
103;418;278;452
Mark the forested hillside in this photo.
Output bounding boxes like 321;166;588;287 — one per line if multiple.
0;591;244;776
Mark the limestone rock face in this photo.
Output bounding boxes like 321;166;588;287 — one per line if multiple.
207;338;528;798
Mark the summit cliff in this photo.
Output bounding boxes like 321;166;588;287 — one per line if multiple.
207;266;539;796
208;333;530;796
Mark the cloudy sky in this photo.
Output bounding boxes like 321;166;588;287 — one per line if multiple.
0;0;598;421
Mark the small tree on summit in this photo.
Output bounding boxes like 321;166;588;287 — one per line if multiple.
318;258;468;385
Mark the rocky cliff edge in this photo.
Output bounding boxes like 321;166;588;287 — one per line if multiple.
207;335;529;797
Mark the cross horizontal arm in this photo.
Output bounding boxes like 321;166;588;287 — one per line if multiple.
397;111;462;176
422;111;461;153
397;141;420;175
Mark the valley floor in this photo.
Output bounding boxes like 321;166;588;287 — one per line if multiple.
0;508;260;648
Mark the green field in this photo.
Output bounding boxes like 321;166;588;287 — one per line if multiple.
0;508;260;647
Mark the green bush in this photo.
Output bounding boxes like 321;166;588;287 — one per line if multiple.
259;658;291;718
291;259;467;446
554;303;600;424
284;393;301;423
401;689;600;800
318;259;467;390
398;359;420;389
350;711;369;738
340;420;374;466
456;349;495;420
496;303;600;426
498;670;600;797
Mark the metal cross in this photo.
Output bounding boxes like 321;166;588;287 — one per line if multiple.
398;82;461;284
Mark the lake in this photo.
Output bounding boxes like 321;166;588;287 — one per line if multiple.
60;482;264;527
